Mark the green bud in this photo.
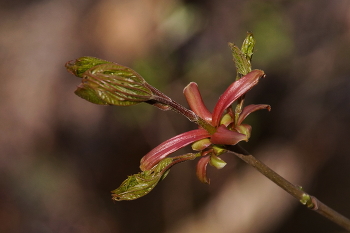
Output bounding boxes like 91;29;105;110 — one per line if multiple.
220;113;233;126
112;153;199;201
235;124;252;141
212;145;226;156
192;138;211;151
229;43;251;77
241;32;255;62
209;154;227;169
300;193;314;208
229;33;255;78
111;157;173;201
74;83;109;105
66;57;154;106
65;56;112;78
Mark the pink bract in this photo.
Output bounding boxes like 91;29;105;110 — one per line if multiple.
140;128;211;171
196;155;211;184
184;82;213;124
211;70;265;126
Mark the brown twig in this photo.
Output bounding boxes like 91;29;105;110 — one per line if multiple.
226;144;350;231
145;83;217;134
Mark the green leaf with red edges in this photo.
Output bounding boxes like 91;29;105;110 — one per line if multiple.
112;153;199;201
65;56;112;78
111;157;173;201
68;58;155;106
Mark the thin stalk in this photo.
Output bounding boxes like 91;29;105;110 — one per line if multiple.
145;83;216;134
234;95;245;124
160;97;216;134
225;144;350;231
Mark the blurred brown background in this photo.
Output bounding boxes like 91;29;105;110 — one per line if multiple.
1;0;350;232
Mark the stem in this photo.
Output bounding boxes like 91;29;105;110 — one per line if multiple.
145;83;216;134
234;95;245;124
225;144;350;231
159;97;216;135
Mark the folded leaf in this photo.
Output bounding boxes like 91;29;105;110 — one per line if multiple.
73;83;109;105
209;154;227;169
65;56;112;78
111;157;173;201
75;63;154;106
229;43;251;76
235;124;252;141
241;32;255;62
191;138;212;151
112;153;199;201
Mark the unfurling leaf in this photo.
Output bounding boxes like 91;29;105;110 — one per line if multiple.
229;43;251;77
191;138;212;151
220;113;234;127
235;124;252;141
241;32;255;62
209;154;227;169
111;157;173;201
112;153;199;201
229;32;255;78
65;56;112;78
66;57;154;106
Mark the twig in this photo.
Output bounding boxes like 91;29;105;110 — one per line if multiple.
145;83;217;134
225;144;350;231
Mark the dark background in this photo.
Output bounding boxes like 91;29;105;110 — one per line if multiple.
1;0;350;232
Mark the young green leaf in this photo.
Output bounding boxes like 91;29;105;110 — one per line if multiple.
209;154;227;169
241;32;255;62
67;57;155;106
112;153;198;201
65;56;112;78
111;158;173;201
229;43;251;77
229;33;255;78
